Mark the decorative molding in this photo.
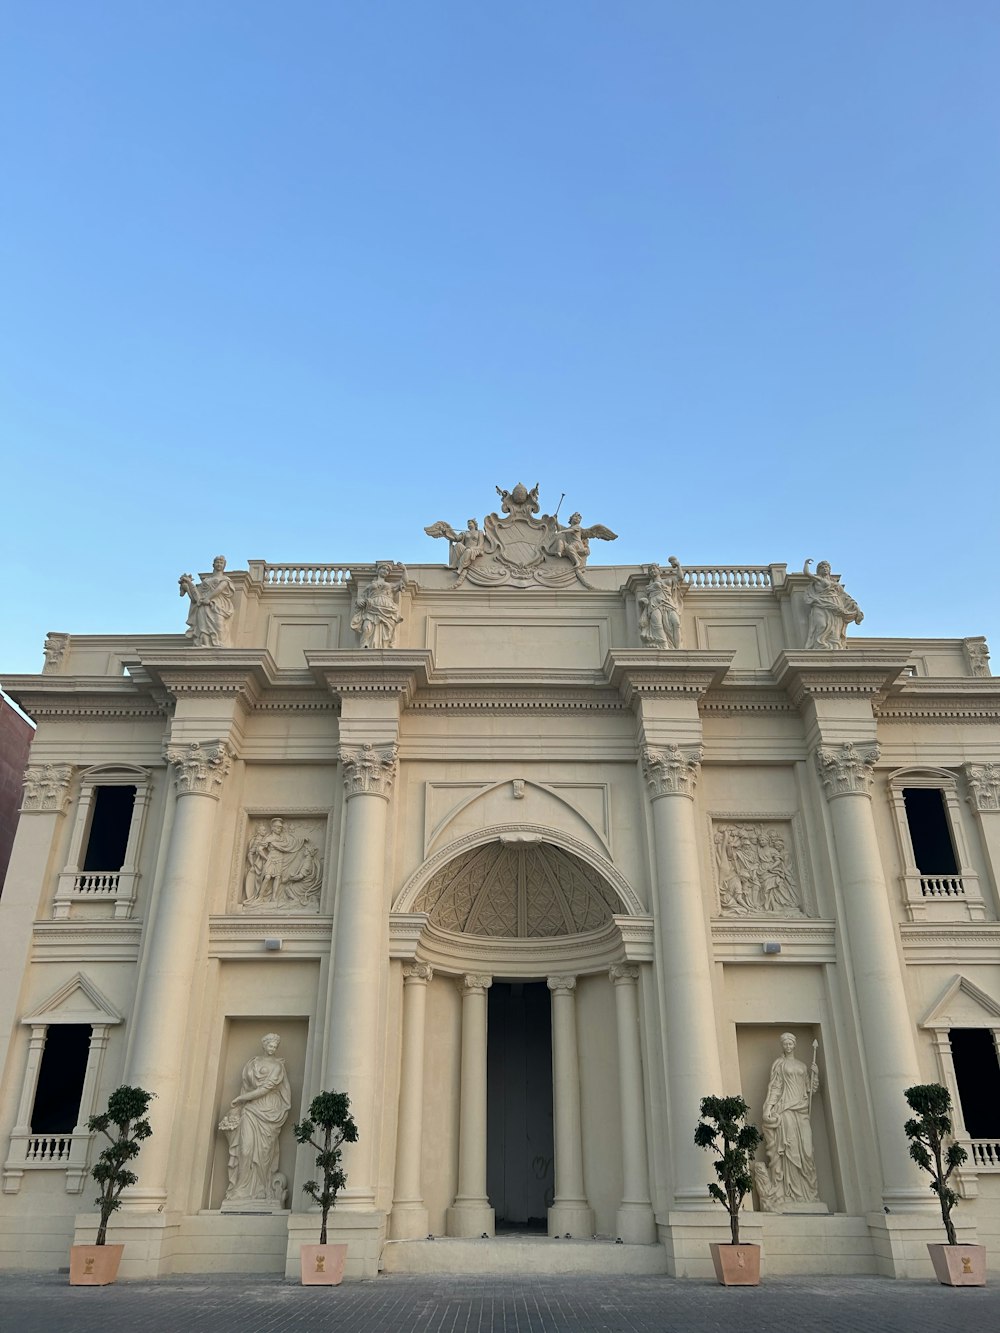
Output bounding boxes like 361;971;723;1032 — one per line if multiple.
42;633;69;672
408;686;623;713
402;961;433;983
415;917;636;977
710;919;837;963
547;975;577;993
641;743;702;800
899;923;1000;965
964;637;991;679
339;742;398;800
966;763;1000;813
609;963;639;984
21;764;73;813
458;974;493;995
814;742;879;799
700;688;795;716
163;740;233;797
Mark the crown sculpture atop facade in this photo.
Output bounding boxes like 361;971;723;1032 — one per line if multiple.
425;483;617;589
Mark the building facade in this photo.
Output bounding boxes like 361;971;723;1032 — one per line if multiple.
1;484;999;1280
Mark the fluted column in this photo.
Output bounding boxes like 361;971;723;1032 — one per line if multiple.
124;740;232;1205
389;962;432;1239
815;742;927;1208
643;743;724;1208
547;975;594;1237
446;974;495;1237
323;742;397;1207
610;964;656;1243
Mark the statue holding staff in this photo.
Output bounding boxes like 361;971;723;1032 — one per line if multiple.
760;1032;821;1206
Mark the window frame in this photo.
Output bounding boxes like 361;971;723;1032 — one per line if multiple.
887;767;984;922
53;764;152;920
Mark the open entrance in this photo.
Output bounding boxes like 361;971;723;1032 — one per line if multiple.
487;981;553;1231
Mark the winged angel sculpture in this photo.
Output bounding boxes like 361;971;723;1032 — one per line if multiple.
425;483;617;588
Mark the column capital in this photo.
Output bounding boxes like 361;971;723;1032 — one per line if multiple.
547;975;577;994
163;740;234;798
815;741;880;800
458;974;492;997
609;963;639;985
641;743;702;800
340;742;398;800
20;763;73;814
402;961;433;984
966;762;1000;813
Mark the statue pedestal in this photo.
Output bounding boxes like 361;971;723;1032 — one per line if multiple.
220;1198;286;1215
780;1202;829;1214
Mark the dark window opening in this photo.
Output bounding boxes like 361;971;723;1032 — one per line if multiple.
30;1024;91;1133
487;981;553;1229
902;788;958;875
82;785;136;871
950;1029;1000;1139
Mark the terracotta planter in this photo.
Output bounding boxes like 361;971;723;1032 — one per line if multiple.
710;1241;761;1286
927;1243;986;1287
69;1243;124;1286
300;1242;348;1285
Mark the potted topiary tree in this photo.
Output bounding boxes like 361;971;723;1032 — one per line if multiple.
695;1094;764;1286
70;1085;154;1286
903;1083;985;1286
294;1089;358;1285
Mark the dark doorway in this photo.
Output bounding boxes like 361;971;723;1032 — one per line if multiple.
487;981;554;1229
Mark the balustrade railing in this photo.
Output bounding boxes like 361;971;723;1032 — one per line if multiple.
73;871;120;895
25;1134;73;1163
967;1139;1000;1170
919;875;965;898
248;562;352;586
682;566;774;589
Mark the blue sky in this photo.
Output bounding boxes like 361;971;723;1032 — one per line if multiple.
2;2;998;676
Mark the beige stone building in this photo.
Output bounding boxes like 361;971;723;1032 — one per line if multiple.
1;484;999;1281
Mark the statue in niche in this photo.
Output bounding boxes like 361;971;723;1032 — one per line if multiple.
714;823;803;917
422;518;488;586
637;558;685;649
802;559;864;650
179;555;235;648
243;818;323;911
218;1032;292;1208
351;562;405;648
758;1033;820;1209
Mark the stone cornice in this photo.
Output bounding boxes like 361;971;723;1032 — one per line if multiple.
874;679;1000;725
126;650;280;712
307;649;433;706
603;650;734;708
771;651;912;709
899;922;1000;964
2;676;167;722
408;685;623;713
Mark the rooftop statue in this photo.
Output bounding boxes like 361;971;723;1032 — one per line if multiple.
425;482;617;589
637;558;685;649
351;562;406;649
802;559;864;650
179;555;235;647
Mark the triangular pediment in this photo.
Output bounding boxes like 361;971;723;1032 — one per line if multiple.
22;972;122;1026
920;974;1000;1030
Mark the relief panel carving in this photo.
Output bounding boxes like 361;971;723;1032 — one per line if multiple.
241;816;326;913
712;820;806;918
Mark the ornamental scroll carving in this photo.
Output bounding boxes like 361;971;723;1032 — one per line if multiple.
21;764;73;813
402;962;433;983
713;822;804;917
641;744;702;799
340;742;398;799
966;763;1000;813
164;740;233;797
242;817;324;912
547;975;577;994
814;742;880;799
609;963;639;984
424;482;617;589
459;974;492;996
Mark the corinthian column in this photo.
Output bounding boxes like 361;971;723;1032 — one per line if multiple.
547;975;593;1237
610;964;656;1243
389;961;432;1239
124;740;233;1205
446;975;495;1237
815;742;927;1208
323;742;398;1207
643;743;724;1208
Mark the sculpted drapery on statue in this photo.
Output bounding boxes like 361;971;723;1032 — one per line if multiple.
351;562;405;648
179;555;235;647
802;559;864;649
243;818;323;911
425;482;616;588
637;558;685;648
755;1033;821;1210
218;1033;292;1209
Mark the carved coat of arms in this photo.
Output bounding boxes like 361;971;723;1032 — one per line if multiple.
425;482;617;589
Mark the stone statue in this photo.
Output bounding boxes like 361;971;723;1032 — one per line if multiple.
543;511;618;588
218;1032;292;1209
760;1033;820;1208
243;818;323;911
350;562;405;649
637;558;685;649
802;559;863;650
179;555;235;648
423;518;487;586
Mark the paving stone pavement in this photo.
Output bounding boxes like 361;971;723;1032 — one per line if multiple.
1;1270;998;1333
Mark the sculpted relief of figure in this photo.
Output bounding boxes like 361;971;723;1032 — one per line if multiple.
179;555;235;647
802;559;864;650
757;1033;821;1210
351;562;405;649
243;818;323;911
638;558;685;648
713;823;803;917
218;1033;292;1208
424;483;617;588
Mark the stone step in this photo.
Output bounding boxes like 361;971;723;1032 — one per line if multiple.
381;1235;668;1275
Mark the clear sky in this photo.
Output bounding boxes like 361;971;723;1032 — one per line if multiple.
2;2;998;678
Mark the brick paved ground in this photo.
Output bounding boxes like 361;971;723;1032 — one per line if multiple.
1;1270;997;1333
